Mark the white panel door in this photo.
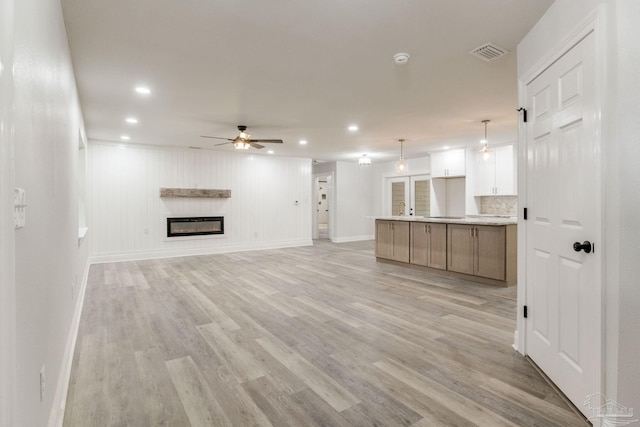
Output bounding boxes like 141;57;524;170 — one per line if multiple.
525;31;600;418
410;174;430;217
386;177;409;216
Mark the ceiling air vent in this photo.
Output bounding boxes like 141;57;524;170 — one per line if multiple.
468;42;509;62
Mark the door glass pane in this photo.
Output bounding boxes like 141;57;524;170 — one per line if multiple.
414;180;430;216
391;182;405;215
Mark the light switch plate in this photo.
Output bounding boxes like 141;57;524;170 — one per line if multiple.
14;188;26;229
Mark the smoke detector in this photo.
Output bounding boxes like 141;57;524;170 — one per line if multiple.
393;53;410;64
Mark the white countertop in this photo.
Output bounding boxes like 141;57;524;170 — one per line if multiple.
372;216;517;226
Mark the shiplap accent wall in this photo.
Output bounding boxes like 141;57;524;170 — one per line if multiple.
88;142;312;262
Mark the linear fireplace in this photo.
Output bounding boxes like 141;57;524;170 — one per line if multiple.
166;216;224;237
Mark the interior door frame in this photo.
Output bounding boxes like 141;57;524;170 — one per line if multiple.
515;5;605;411
312;172;334;240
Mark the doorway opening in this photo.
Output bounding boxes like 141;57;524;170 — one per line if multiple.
313;173;333;240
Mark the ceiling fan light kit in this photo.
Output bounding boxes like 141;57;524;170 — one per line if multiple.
201;125;284;151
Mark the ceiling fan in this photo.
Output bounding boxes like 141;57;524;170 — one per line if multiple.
201;125;284;150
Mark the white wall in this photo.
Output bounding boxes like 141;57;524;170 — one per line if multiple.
0;0;16;424
88;142;312;261
332;161;374;242
2;0;91;425
517;0;640;415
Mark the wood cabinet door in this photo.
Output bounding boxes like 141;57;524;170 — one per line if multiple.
494;145;515;195
375;220;393;259
410;223;429;266
475;150;496;196
427;223;447;270
430;152;448;177
474;225;506;280
431;149;466;177
447;224;474;274
391;221;410;263
445;149;466;177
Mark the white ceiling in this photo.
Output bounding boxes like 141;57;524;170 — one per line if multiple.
60;0;553;163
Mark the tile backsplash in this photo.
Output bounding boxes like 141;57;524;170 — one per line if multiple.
480;195;517;216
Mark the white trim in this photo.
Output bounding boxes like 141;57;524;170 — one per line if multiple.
48;259;90;427
331;235;374;243
89;239;313;264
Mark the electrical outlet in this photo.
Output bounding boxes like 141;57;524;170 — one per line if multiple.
40;365;45;402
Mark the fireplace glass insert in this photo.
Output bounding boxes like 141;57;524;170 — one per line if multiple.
167;216;224;237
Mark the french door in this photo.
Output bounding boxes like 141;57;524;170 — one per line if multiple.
386;175;430;217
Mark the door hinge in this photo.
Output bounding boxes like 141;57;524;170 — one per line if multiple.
523;305;528;318
523;207;528;220
517;107;527;123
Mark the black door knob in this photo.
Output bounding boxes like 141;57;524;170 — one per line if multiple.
573;241;592;253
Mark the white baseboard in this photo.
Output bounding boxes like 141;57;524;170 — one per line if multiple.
331;235;374;243
88;239;314;264
48;259;90;427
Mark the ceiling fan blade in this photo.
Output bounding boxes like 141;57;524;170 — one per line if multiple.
201;135;234;141
249;142;264;149
249;139;284;144
214;141;233;146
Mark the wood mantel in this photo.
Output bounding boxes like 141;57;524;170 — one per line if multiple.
160;188;231;198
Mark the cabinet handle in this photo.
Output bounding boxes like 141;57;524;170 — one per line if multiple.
428;225;431;233
424;224;428;233
470;227;473;237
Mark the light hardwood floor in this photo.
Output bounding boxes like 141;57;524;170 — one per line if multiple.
64;240;588;426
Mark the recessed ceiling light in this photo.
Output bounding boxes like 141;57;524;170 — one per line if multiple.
299;140;307;145
267;150;274;154
443;146;450;150
348;125;359;132
135;86;151;95
120;135;130;140
126;117;138;124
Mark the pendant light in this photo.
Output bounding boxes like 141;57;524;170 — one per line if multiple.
479;120;491;155
395;139;408;175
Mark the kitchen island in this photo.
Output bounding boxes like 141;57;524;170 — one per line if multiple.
374;216;517;287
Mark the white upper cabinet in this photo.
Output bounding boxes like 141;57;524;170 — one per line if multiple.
431;149;466;178
475;145;515;196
